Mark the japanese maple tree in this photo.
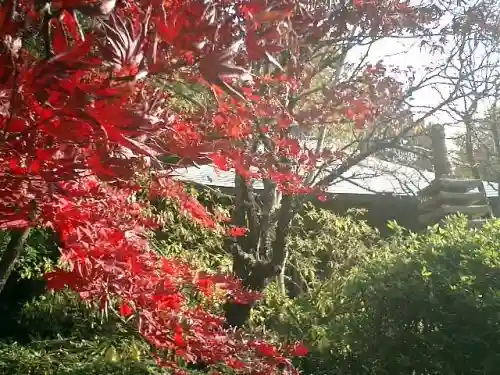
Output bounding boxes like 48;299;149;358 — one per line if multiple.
165;0;486;330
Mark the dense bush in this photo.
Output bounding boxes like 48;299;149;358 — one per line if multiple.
256;216;500;375
333;217;500;375
284;204;379;295
0;229;59;280
0;229;61;341
152;186;231;273
0;291;180;375
0;341;169;375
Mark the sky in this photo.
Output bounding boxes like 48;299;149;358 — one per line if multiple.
345;38;455;149
344;0;498;151
348;37;448;116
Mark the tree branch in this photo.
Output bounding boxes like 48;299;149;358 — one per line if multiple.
262;194;295;278
0;228;31;295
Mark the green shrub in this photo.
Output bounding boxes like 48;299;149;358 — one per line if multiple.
0;291;176;375
0;340;170;375
331;216;500;375
0;229;61;342
151;187;231;273
0;228;59;280
286;204;379;291
14;292;123;340
260;215;500;375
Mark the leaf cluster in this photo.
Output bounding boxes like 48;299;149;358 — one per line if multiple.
0;292;172;375
253;215;500;375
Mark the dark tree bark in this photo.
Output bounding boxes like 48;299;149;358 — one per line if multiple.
0;228;31;295
223;175;295;328
188;187;293;371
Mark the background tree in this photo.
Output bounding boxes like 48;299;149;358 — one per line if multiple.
376;123;434;172
444;1;500;183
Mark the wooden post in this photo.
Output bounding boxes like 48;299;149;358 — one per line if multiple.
429;124;453;178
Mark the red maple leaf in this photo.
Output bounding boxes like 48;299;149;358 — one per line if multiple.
119;302;134;317
290;342;309;357
229;226;248;237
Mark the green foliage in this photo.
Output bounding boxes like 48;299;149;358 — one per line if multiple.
286;204;379;293
250;206;379;347
16;292;120;340
19;230;58;279
0;229;58;280
152;186;231;273
0;292;174;375
156;78;215;114
254;215;500;375
331;216;500;375
0;341;169;375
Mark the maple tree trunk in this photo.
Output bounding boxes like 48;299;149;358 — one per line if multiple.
223;259;274;329
223;192;294;329
0;228;31;295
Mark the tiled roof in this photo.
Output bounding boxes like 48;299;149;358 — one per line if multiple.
170;139;500;198
482;181;500;198
323;157;435;195
171;155;437;197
